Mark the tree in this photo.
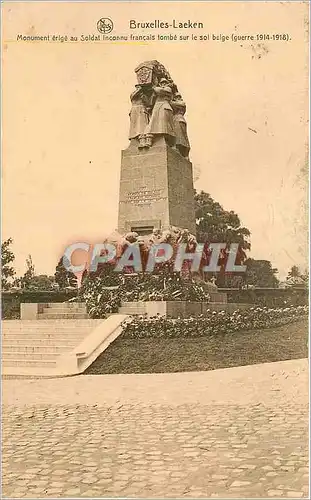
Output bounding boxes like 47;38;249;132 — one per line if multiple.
20;254;35;289
243;258;279;288
25;274;55;291
195;190;251;247
194;190;251;286
286;265;308;287
1;238;16;290
301;270;309;287
287;266;300;279
54;256;78;289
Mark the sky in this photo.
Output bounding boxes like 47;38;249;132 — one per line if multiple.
2;1;309;280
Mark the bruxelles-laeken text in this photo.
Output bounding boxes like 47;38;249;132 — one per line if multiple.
129;20;204;29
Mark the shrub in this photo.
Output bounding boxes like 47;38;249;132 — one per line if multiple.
1;289;78;320
121;305;308;339
80;272;211;318
223;287;308;307
80;277;121;319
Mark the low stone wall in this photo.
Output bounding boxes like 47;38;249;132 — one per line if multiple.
202;303;251;313
119;301;251;318
20;302;88;320
20;303;46;320
209;292;227;304
219;287;308;306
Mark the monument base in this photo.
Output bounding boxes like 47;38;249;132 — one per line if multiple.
118;137;196;235
119;301;252;318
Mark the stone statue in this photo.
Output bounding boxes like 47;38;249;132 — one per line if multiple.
135;60;173;88
128;85;150;148
171;93;190;158
124;231;139;243
204;276;218;292
149;228;163;244
144;78;175;148
171;226;182;241
128;61;191;154
160;229;174;244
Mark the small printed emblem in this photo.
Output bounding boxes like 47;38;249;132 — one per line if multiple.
97;18;114;34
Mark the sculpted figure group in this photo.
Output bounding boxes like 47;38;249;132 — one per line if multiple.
102;227;219;286
118;228;217;285
122;226;197;249
128;61;190;158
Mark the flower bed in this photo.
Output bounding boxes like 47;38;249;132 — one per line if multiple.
121;305;308;338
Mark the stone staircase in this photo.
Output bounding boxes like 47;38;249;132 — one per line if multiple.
38;302;88;320
2;319;103;371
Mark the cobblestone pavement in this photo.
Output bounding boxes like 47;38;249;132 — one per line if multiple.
2;360;309;499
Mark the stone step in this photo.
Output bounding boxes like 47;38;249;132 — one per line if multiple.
2;352;59;361
2;321;96;332
1;337;80;346
42;308;87;315
2;326;93;333
119;307;144;313
2;319;101;326
43;303;86;309
2;314;128;376
38;313;89;319
2;328;91;337
2;359;57;368
2;320;101;330
2;345;74;354
2;318;103;371
2;327;96;334
2;334;88;342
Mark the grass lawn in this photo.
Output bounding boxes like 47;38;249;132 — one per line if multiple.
85;318;308;375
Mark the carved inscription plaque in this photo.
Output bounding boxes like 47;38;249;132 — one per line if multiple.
125;187;164;205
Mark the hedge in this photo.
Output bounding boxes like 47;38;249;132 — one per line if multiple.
1;290;78;319
220;287;308;307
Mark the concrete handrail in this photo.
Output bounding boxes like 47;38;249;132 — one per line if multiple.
73;314;130;361
54;314;131;376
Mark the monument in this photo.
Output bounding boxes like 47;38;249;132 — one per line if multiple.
118;60;196;236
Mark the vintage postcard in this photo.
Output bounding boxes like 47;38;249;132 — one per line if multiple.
1;1;309;499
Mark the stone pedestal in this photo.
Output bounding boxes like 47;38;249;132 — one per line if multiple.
118;137;196;235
